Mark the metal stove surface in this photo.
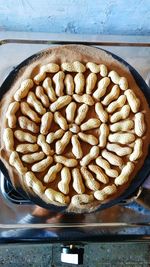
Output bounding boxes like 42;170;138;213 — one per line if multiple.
0;32;150;243
1;172;150;243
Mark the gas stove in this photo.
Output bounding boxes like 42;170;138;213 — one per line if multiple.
0;32;150;248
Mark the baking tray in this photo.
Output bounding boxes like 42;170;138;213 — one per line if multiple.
0;43;150;213
0;32;150;242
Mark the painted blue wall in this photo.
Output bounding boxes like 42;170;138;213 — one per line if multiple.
0;0;149;35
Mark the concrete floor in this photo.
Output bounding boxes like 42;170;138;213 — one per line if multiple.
0;243;150;267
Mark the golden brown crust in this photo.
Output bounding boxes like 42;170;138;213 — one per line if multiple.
0;45;150;213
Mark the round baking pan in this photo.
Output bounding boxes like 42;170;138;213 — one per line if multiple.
0;45;150;213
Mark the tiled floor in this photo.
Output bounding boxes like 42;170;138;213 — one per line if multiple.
0;243;150;267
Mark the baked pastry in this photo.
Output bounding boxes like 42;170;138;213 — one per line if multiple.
0;45;150;213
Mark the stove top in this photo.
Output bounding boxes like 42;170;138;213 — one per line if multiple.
1;172;150;243
0;31;150;243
